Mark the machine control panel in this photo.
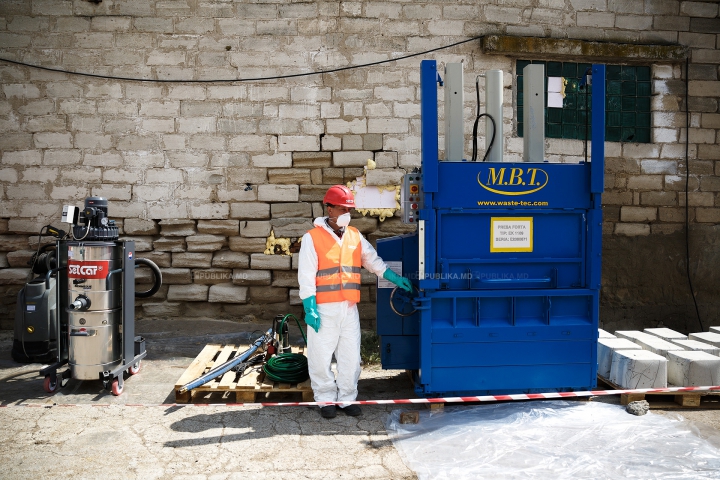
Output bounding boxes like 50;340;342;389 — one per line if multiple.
402;172;424;224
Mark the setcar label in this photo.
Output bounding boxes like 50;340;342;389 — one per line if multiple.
67;260;109;280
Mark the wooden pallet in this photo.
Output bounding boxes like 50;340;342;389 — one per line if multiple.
597;375;720;409
174;344;313;404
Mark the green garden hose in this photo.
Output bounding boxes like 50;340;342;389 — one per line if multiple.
262;313;310;383
263;352;309;383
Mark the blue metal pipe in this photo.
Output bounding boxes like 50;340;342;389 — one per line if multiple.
179;328;272;394
421;60;440;193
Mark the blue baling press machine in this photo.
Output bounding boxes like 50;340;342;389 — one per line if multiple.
376;60;606;396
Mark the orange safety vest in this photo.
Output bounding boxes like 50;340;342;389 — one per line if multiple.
309;226;363;304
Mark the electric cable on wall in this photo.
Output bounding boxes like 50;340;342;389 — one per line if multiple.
684;56;703;333
0;35;484;84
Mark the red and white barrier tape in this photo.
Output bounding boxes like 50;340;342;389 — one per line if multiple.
2;385;720;408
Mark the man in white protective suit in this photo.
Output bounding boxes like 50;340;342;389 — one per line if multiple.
298;185;413;419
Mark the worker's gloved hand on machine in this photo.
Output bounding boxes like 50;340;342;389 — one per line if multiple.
383;269;413;293
302;295;321;333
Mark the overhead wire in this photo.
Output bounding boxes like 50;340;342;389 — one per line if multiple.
0;35;484;84
684;56;703;333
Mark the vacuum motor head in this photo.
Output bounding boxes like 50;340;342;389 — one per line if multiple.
72;197;119;241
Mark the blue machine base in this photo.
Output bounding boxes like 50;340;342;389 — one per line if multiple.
377;233;599;398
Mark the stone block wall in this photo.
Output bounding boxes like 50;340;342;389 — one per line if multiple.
0;0;718;331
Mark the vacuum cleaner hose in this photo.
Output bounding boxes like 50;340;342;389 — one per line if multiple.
135;258;162;298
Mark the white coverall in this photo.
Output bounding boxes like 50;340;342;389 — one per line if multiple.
298;217;389;405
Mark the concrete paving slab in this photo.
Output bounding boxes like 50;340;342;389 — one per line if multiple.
0;321;417;479
3;319;720;478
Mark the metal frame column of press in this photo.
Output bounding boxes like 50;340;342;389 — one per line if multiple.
376;60;606;396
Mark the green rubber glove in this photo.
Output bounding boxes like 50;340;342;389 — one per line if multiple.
302;296;321;333
383;269;413;293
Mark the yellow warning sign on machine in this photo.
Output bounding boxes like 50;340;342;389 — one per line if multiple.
490;217;533;253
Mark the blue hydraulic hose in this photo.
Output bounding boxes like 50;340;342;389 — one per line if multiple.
178;328;272;394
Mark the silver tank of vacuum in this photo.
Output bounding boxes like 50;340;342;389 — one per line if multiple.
66;241;123;380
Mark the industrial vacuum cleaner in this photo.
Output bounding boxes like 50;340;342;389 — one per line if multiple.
376;60;606;397
13;197;162;396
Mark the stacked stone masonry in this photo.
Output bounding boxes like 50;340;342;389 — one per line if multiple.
0;0;718;329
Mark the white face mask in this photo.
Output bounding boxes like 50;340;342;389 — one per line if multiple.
335;213;351;227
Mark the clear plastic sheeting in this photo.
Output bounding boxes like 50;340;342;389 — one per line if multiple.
386;401;720;479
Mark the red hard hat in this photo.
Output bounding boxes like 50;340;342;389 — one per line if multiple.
323;185;356;207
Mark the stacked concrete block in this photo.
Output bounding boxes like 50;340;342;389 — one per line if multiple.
6;250;34;268
631;335;686;359
123;236;154;252
271;218;313;237
250;254;291;270
142;303;182;318
211;251;249;269
240;221;272;238
167;284;209;302
690;332;720;348
249;286;288;303
159;268;192;284
598;328;616;339
197;220;239;236
124;219;159;235
617;329;686;358
172;252;212;268
193;269;233;285
597;338;642;379
609;350;668;389
140;252;171;268
272;271;300;288
208;284;248;304
232;269;271;286
615;330;659;344
644;328;687;342
229;237;267;253
160;220;197;237
134;266;156;285
666;351;720;387
0;268;32;287
670;339;720;356
289;289;302;306
153;237;186;252
0;235;33;327
186;234;227;252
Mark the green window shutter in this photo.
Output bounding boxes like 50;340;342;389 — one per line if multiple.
516;60;651;143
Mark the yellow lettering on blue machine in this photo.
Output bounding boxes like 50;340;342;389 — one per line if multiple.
477;167;548;197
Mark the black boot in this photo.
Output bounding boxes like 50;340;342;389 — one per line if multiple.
320;405;337;419
341;404;362;416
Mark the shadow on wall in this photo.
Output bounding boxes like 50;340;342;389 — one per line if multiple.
600;225;720;333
